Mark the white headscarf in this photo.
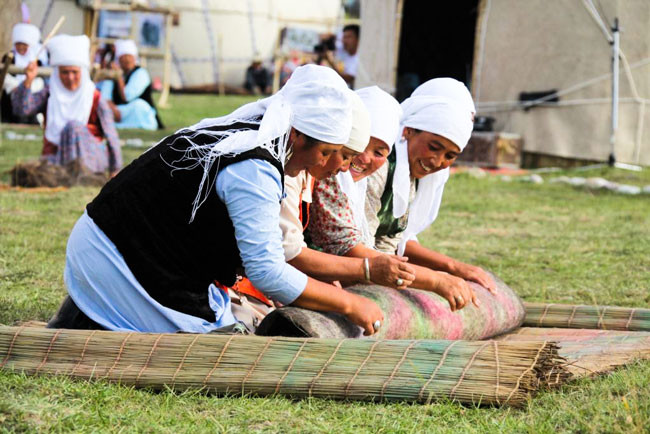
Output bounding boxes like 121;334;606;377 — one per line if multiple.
11;23;41;80
114;39;139;62
12;23;40;51
44;35;95;145
411;77;476;116
171;64;352;222
393;78;474;255
345;91;371;153
355;86;402;151
337;86;402;245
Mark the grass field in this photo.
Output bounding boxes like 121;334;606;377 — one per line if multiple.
1;94;649;432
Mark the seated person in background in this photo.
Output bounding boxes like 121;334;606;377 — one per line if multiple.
244;56;271;95
318;24;359;88
11;35;122;176
1;23;47;124
95;43;116;69
280;50;301;87
279;90;415;291
99;39;163;130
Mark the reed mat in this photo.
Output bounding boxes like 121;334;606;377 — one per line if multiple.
499;327;650;380
524;303;650;331
0;325;565;407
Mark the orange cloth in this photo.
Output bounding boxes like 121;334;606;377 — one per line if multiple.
215;277;273;307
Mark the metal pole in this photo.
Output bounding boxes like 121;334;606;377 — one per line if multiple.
608;17;619;166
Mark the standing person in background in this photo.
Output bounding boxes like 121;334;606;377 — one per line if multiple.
317;24;359;88
1;23;47;123
99;39;163;130
336;24;360;86
11;34;122;177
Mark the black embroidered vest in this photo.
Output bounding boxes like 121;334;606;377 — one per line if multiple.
86;121;283;320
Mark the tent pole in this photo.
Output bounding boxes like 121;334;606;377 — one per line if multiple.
608;18;641;171
608;17;619;167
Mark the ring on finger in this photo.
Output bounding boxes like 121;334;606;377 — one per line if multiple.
373;320;381;331
396;278;404;286
454;295;464;303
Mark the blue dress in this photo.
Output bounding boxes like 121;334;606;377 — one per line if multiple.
64;159;307;332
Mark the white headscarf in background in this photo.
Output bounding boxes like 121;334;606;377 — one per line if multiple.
11;23;41;82
114;39;139;62
12;23;40;64
393;78;474;255
337;86;402;244
172;64;352;222
344;91;371;153
44;34;95;146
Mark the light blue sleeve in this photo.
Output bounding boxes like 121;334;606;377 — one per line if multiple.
124;68;152;102
99;79;115;101
215;158;308;305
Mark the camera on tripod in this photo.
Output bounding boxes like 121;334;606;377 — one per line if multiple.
314;35;336;54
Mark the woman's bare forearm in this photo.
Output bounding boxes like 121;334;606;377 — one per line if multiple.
291;277;352;313
403;240;456;272
288;247;364;282
291;277;383;336
344;243;382;259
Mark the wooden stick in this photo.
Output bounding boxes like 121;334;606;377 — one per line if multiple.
0;52;14;97
35;16;66;59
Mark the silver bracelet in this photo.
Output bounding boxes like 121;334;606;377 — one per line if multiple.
363;257;371;282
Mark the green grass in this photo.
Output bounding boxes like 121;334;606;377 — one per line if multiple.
1;94;650;432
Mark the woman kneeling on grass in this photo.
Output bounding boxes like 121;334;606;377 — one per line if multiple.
48;65;383;336
279;89;416;293
11;35;122;176
308;81;496;311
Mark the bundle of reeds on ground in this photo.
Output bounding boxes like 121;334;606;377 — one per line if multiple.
499;327;650;380
523;303;650;331
0;325;565;407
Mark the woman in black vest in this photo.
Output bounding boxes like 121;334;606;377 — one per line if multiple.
99;39;163;130
50;65;384;336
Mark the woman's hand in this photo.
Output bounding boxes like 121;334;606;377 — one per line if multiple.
343;292;384;336
431;271;479;311
23;61;38;88
368;254;416;290
450;261;496;294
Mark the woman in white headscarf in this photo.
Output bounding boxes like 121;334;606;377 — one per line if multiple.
359;78;495;310
48;64;384;337
278;90;415;292
11;34;122;175
1;23;47;123
99;39;162;130
309;86;403;254
309;80;495;312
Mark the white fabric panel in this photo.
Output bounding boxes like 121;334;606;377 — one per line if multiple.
474;0;650;165
355;0;398;93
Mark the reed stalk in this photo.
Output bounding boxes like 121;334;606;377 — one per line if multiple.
524;303;650;331
499;327;650;381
